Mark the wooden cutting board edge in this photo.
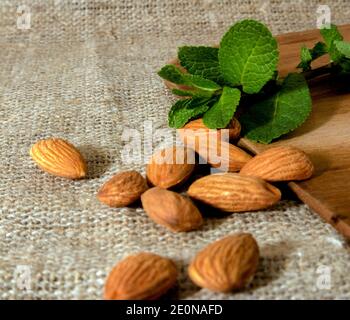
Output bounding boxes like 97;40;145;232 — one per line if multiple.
238;140;350;239
238;24;350;239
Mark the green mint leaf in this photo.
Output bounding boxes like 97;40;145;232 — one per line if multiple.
218;19;278;94
298;46;313;71
240;73;312;144
168;98;211;128
310;41;328;59
339;58;350;73
334;41;350;58
297;42;328;71
158;64;221;92
171;88;214;98
320;24;343;62
188;75;221;92
158;64;187;84
203;87;241;129
178;46;224;83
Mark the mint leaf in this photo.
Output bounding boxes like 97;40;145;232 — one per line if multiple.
311;41;328;59
320;24;343;62
203;87;241;129
158;64;187;84
158;64;221;92
218;19;278;94
171;88;213;98
168;98;211;128
189;75;221;92
298;42;328;71
240;73;312;144
334;41;350;58
178;46;224;83
298;46;313;71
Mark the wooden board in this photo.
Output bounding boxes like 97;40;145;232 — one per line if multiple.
239;24;350;239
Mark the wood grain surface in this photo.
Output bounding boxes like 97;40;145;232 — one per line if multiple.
239;24;350;239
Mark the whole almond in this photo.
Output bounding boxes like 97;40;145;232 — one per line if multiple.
180;117;241;141
97;170;148;207
104;252;177;300
188;233;259;292
141;187;203;232
240;146;314;181
146;146;195;189
30;138;87;179
179;129;251;172
187;173;281;212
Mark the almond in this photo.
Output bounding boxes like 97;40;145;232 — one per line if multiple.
240;146;314;181
104;252;177;300
187;173;281;212
180;117;241;141
146;146;195;189
188;233;259;292
97;170;148;207
179;128;251;172
141;187;203;232
30;138;87;179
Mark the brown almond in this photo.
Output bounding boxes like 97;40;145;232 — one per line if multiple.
97;170;148;207
187;173;281;212
179;129;251;172
188;233;259;292
141;187;203;232
104;252;177;300
30;138;87;179
146;146;195;189
240;146;314;181
180;117;241;141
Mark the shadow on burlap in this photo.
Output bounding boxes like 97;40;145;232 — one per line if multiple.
0;0;349;299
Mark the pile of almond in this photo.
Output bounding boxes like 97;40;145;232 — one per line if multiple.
29;117;314;299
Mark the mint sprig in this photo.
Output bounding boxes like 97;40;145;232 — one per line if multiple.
219;20;279;94
240;73;311;144
158;20;350;143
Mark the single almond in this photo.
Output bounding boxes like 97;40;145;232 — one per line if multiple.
146;146;195;189
141;187;203;232
97;170;148;207
180;117;241;141
179;125;250;171
187;173;281;212
188;233;259;293
240;146;314;181
104;252;177;300
30;138;87;179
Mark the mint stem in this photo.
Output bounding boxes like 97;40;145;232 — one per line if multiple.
303;63;334;80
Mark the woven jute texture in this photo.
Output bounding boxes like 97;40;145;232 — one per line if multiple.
1;0;350;300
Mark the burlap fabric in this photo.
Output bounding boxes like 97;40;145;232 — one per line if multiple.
0;0;349;300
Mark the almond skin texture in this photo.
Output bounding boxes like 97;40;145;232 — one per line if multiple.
188;233;259;293
187;173;281;212
141;187;203;232
104;252;177;300
30;138;87;179
240;146;314;182
146;146;195;189
180;117;241;141
97;170;148;207
179;128;251;172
